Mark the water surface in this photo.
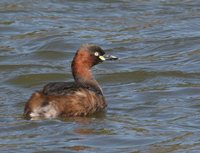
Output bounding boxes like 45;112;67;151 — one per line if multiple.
0;0;200;152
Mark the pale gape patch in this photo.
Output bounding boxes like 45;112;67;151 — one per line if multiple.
30;102;58;119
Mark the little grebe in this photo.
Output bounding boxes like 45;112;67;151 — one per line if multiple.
24;44;118;119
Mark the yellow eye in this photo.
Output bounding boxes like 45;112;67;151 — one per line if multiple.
94;52;99;56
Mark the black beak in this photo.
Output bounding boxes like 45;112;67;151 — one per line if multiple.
104;54;118;60
99;54;118;61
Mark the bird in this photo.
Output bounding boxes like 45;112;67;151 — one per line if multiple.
24;44;118;119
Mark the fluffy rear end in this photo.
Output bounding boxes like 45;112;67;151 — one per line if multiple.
24;92;58;119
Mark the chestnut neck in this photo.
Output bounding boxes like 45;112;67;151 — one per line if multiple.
71;56;102;93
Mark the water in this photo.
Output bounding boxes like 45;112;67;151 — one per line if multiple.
0;0;200;152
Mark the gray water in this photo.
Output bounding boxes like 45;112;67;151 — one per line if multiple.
0;0;200;153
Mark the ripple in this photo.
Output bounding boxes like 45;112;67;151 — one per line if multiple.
99;70;200;84
7;73;70;87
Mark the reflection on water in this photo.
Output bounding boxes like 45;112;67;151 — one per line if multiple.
0;0;200;152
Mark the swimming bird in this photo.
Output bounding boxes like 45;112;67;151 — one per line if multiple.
24;44;118;119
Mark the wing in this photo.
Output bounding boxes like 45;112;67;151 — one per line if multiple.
42;82;102;96
42;82;82;96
